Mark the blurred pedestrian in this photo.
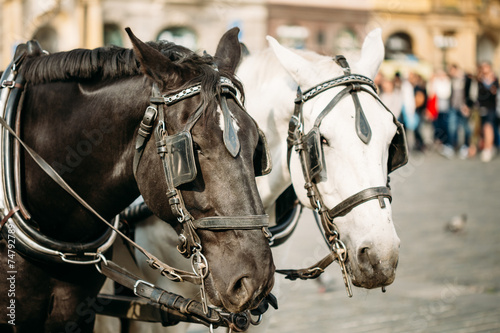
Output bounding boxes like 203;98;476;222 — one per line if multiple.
398;72;417;132
449;64;472;159
429;69;453;158
409;72;427;151
476;61;498;162
380;76;403;120
374;72;384;94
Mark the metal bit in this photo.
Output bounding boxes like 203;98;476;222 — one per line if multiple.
338;256;353;297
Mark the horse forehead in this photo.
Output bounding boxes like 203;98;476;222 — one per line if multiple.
309;89;396;141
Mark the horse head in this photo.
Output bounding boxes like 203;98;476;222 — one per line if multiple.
128;28;275;313
267;29;406;289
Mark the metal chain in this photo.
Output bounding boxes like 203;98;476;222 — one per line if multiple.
191;246;210;314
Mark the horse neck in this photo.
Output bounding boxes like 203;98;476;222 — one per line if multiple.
238;51;297;210
21;76;149;241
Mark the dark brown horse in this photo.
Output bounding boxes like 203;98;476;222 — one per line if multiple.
0;28;274;332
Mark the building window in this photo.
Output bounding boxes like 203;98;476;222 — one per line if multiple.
477;35;496;64
335;28;359;55
157;27;197;50
276;24;309;49
385;32;413;60
32;25;58;53
104;23;123;47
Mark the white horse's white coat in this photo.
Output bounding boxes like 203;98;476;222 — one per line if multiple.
98;29;401;333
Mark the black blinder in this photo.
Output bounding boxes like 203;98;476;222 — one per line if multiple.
159;131;197;187
254;129;272;177
303;127;323;181
388;122;409;173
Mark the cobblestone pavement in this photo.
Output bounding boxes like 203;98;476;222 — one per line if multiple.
189;150;500;333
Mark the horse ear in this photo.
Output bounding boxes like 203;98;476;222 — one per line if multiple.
266;36;317;88
125;27;179;86
354;28;385;80
214;27;241;73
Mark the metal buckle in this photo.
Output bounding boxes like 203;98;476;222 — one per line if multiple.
1;80;15;88
59;252;102;265
133;279;155;297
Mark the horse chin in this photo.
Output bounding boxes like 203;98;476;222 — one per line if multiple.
346;257;397;289
204;274;274;313
198;229;275;314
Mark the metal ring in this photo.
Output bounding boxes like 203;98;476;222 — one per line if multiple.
97;252;108;266
177;207;187;223
332;239;347;262
191;250;209;278
315;199;322;212
248;312;263;326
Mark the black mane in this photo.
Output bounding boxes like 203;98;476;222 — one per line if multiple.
20;41;243;106
21;41;205;84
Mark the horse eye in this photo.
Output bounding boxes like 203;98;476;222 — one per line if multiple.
321;136;329;146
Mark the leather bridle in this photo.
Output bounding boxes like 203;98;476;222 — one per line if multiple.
277;55;408;297
134;77;271;259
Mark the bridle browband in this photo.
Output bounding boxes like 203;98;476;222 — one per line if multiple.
277;55;408;297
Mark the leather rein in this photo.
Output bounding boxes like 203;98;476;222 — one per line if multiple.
277;56;396;297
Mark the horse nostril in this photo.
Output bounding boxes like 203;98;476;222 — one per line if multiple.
229;276;253;303
359;246;370;255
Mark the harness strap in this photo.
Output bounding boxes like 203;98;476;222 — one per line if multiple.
192;215;269;230
286;87;303;168
313;86;351;128
133;104;158;176
276;251;337;280
0;206;19;231
97;260;225;326
326;186;392;221
334;55;351;75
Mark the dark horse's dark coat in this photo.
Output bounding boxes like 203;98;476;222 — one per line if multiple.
0;29;274;332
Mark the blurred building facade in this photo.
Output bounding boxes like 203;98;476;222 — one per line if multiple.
1;0;500;75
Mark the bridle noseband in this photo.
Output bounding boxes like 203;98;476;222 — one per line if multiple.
278;55;408;297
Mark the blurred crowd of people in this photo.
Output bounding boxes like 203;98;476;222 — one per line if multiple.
376;61;500;162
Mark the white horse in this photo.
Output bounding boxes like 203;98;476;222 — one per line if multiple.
104;28;405;332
